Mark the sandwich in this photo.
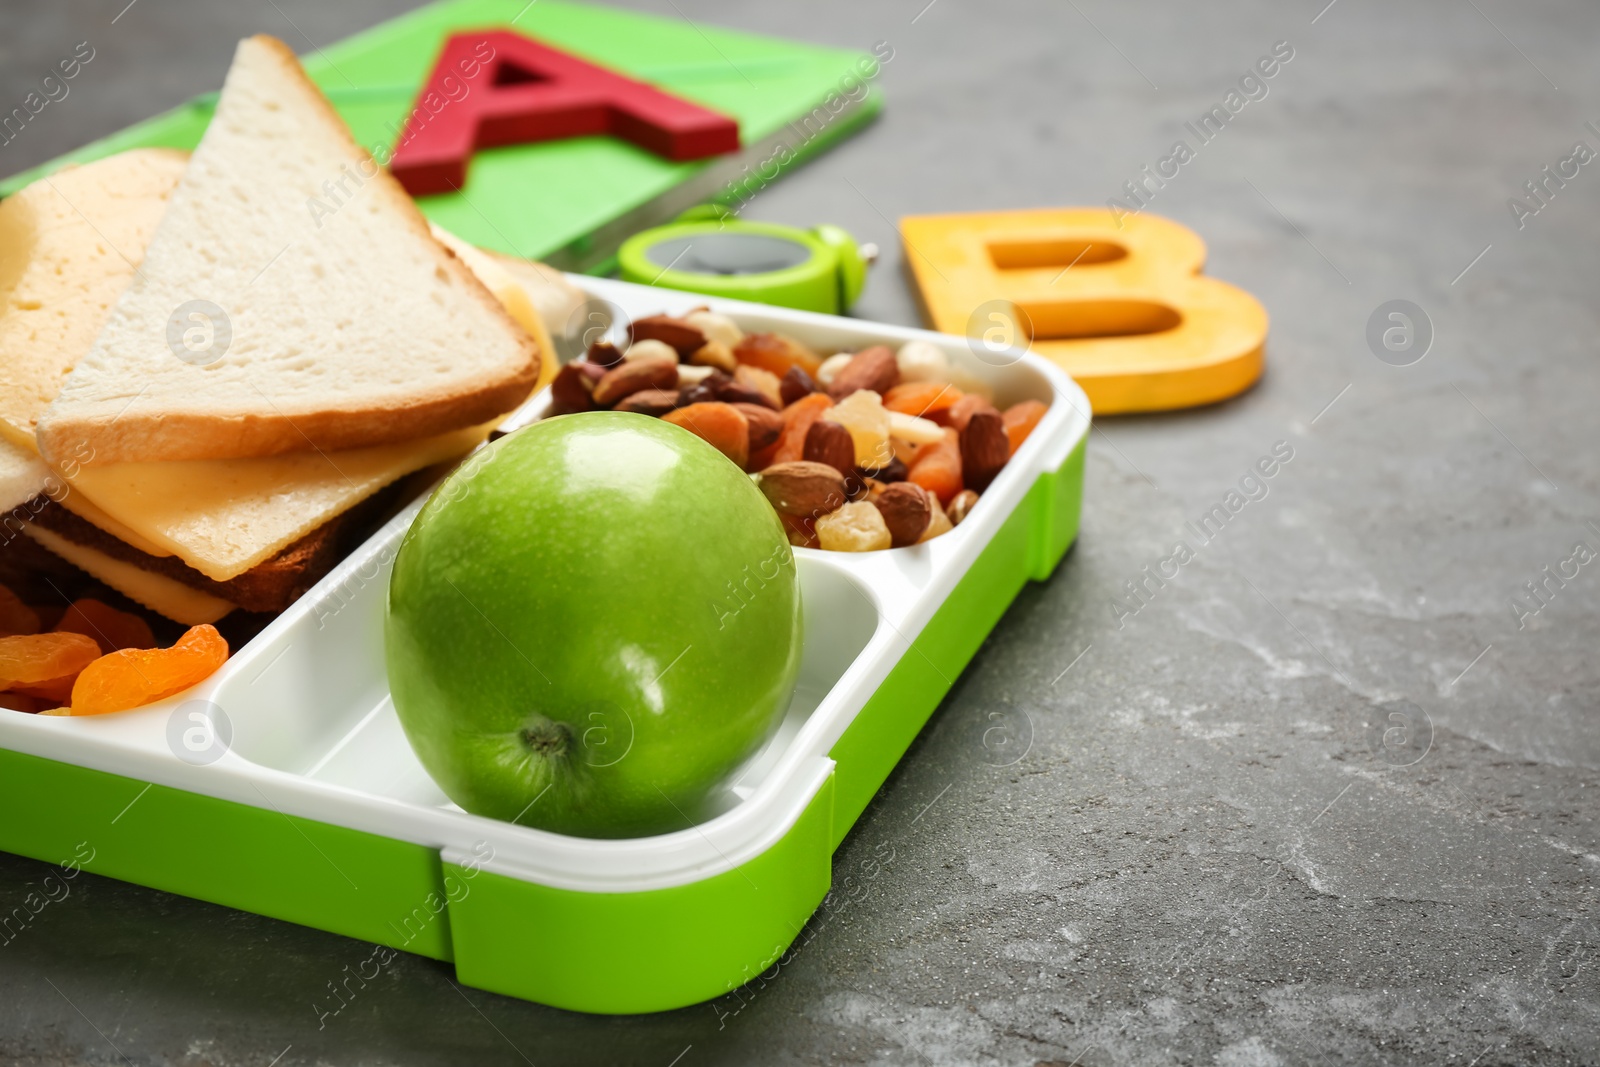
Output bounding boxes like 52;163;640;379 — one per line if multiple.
1;35;574;632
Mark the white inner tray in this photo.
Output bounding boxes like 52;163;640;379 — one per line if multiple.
0;278;1090;893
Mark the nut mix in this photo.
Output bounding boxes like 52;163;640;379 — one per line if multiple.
546;309;1050;552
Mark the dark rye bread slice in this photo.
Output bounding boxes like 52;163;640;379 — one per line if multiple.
25;482;404;614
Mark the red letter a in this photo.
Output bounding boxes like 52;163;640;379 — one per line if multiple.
389;30;741;196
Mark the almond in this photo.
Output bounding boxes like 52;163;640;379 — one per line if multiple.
733;402;784;452
757;461;848;517
876;482;932;547
630;314;707;358
803;419;856;478
592;354;679;406
550;361;606;415
827;345;900;399
615;388;682;417
959;411;1008;491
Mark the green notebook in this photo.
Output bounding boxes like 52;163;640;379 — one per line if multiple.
0;0;884;272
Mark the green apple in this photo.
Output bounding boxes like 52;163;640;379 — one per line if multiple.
385;412;802;839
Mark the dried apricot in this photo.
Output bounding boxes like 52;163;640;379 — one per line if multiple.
1002;400;1048;457
908;428;964;505
770;392;834;465
54;598;156;655
884;381;963;420
947;393;1001;432
0;632;101;688
0;584;40;637
12;674;76;704
733;332;823;378
69;624;229;717
662;402;750;469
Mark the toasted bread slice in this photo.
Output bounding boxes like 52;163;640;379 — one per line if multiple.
0;148;188;453
35;35;539;467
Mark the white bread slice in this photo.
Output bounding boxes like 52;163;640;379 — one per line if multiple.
35;35;539;467
0;148;188;452
21;525;234;625
0;438;51;514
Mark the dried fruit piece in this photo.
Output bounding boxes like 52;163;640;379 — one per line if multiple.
858;455;907;484
757;461;848;517
615;388;682;417
663;402;750;469
587;341;625;368
779;366;817;406
828;390;894;469
550;361;606;415
0;584;40;637
803;419;856;478
0;632;102;687
884;380;963;419
12;674;75;704
733;332;823;378
69;624;230;716
1002;400;1048;457
827;345;899;399
733;403;785;453
960;410;1009;491
630;314;706;357
816;501;891;552
593;354;679;406
688;340;737;373
0;691;38;714
770;392;834;464
875;482;932;547
921;494;954;542
54;598;156;655
678;369;730;407
947;393;1001;432
947;489;980;525
908;428;963;504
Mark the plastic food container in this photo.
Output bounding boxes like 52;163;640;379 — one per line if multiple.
0;278;1090;1014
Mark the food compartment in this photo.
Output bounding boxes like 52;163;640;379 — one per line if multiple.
211;512;883;824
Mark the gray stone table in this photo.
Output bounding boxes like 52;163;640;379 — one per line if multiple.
2;1;1597;1063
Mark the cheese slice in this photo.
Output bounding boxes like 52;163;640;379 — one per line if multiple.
60;422;490;583
0;149;188;452
23;525;235;625
0;437;51;514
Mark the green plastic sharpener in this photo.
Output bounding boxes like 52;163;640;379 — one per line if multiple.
617;213;876;314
